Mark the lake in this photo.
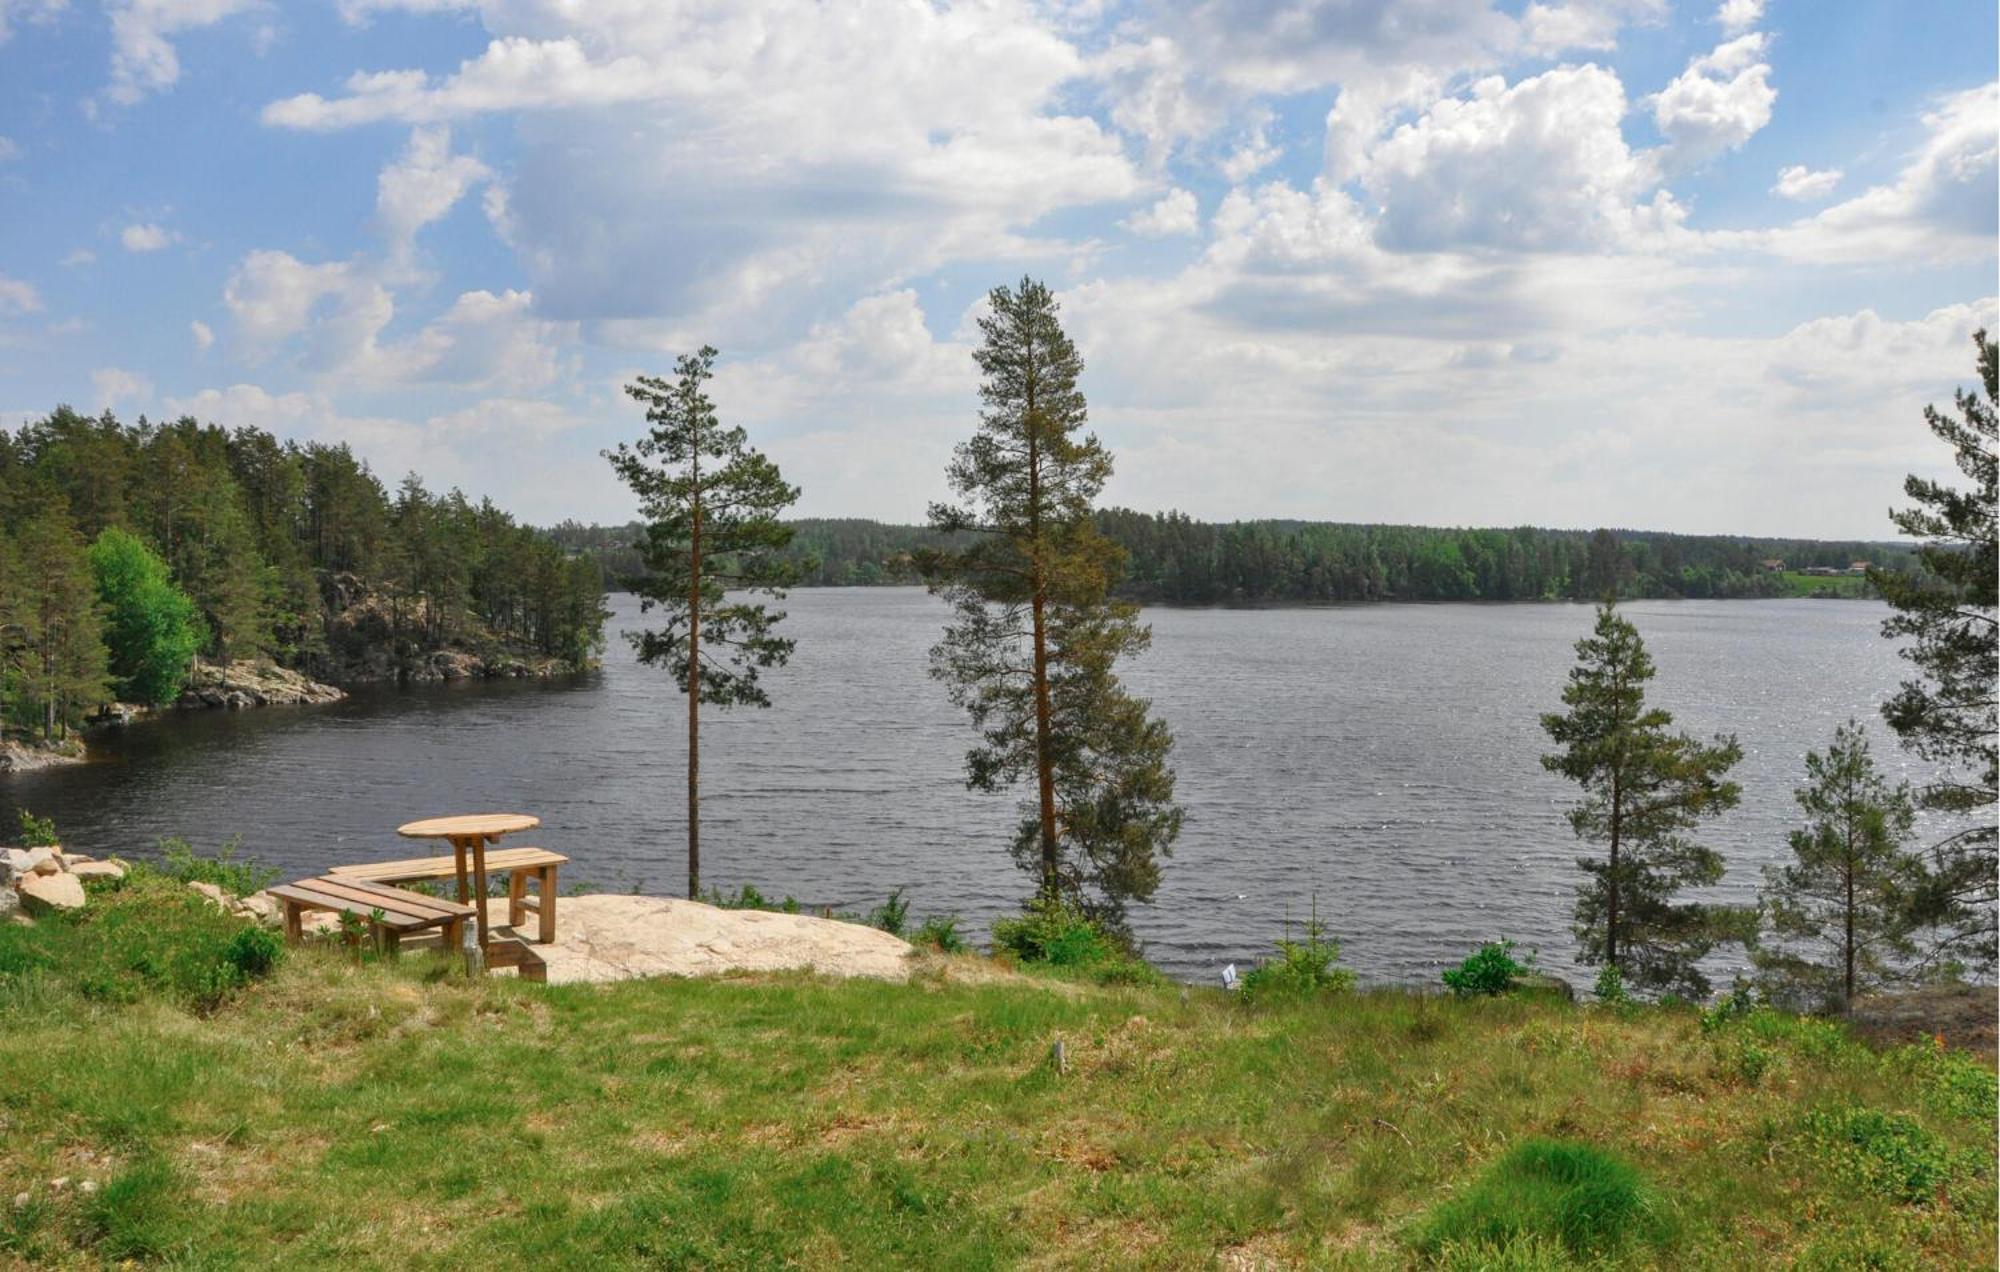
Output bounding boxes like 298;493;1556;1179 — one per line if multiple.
0;590;1932;987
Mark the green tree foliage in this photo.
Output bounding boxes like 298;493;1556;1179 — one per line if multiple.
606;347;801;899
1870;330;1997;975
6;508;111;738
922;278;1183;933
88;528;202;706
1754;721;1922;1012
1541;602;1744;997
0;410;606;705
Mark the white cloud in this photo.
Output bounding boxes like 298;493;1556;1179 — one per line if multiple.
376;124;490;265
0;0;64;46
90;365;151;409
1651;33;1776;165
1715;0;1762;35
0;136;19;162
266;3;1140;341
190;318;213;350
104;0;260;105
59;248;95;267
1771;164;1841;201
0;273;42;314
1220;109;1281;182
120;221;177;252
1360;65;1673;253
1122;188;1200;238
1770;83;1998;263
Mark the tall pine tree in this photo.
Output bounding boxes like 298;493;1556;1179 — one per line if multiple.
10;508;110;740
606;347;800;899
1870;330;1997;975
1541;602;1743;997
1754;721;1922;1012
923;278;1182;933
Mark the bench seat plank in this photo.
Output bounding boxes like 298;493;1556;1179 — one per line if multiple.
270;878;475;930
330;847;568;884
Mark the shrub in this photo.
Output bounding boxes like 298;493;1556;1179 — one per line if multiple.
1802;1106;1972;1204
1239;902;1354;1004
991;897;1114;968
1592;964;1630;1005
1700;980;1760;1033
704;884;800;914
156;835;277;899
1412;1139;1662;1260
1442;940;1525;996
869;888;910;937
15;809;58;848
913;914;965;954
0;874;280;1011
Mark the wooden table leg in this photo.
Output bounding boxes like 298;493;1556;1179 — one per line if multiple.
508;869;528;927
283;900;303;942
539;865;557;945
471;834;491;949
452;837;469;903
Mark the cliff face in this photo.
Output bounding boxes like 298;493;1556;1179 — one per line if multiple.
176;659;346;710
315;572;587;687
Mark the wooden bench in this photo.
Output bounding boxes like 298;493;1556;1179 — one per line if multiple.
269;876;475;953
331;847;566;944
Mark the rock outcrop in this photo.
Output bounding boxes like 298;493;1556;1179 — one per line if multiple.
177;659;345;711
0;737;86;773
515;895;916;986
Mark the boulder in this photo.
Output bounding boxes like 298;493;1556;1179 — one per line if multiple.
27;849;61;876
186;881;232;911
1512;972;1576;1002
18;872;85;913
68;861;126;882
235;893;282;927
0;848;27;876
0;885;18;921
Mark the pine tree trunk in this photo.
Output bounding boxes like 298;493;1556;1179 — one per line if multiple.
1843;818;1857;1013
687;489;702;901
1025;382;1058;899
1607;769;1622;971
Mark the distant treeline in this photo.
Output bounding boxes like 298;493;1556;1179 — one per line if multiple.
2;408;607;732
546;511;1916;604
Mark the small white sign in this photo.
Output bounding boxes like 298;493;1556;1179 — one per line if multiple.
1221;963;1238;991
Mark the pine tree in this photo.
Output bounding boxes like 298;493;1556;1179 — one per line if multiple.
1753;721;1922;1012
10;509;110;739
1870;330;1997;975
1541;602;1743;997
606;347;800;899
923;278;1182;931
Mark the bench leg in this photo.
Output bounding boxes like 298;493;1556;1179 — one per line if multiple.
379;927;402;957
508;869;527;928
538;866;557;945
283;900;304;942
443;916;464;955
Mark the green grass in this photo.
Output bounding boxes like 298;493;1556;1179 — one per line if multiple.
1777;571;1876;598
0;898;1991;1268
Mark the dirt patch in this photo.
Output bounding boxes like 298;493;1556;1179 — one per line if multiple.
1849;985;1997;1058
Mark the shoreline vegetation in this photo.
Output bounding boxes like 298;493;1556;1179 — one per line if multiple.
550;512;1917;606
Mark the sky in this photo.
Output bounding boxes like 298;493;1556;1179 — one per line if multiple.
0;0;1993;538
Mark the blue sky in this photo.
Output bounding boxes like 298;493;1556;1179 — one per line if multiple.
0;0;1993;537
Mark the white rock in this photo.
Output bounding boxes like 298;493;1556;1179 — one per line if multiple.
10;1191;28;1210
17;872;85;913
21;848;58;875
527;895;915;987
68;861;126;881
187;881;231;910
236;893;282;926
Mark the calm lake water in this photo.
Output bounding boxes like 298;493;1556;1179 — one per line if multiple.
1;590;1931;986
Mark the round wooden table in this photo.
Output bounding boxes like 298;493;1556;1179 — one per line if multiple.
397;813;540;949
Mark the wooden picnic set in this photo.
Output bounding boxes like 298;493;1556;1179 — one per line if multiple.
267;812;563;982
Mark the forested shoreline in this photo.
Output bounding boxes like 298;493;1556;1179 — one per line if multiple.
0;408;608;744
549;511;1916;604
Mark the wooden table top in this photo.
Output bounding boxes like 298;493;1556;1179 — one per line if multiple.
396;813;540;839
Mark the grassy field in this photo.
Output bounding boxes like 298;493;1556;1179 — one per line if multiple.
0;885;1994;1268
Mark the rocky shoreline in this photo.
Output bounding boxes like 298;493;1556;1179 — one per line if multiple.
0;737;87;774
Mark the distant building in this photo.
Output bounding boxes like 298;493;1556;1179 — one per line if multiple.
1761;558;1785;572
1847;560;1870;575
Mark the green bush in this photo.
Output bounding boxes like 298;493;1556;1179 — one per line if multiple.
1240;906;1354;1004
1802;1106;1973;1205
703;884;800;914
1442;940;1525;996
1592;964;1630;1005
0;874;280;1011
15;809;59;848
1412;1139;1663;1260
156;835;277;899
991;897;1114;968
913;914;965;954
869;888;910;937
